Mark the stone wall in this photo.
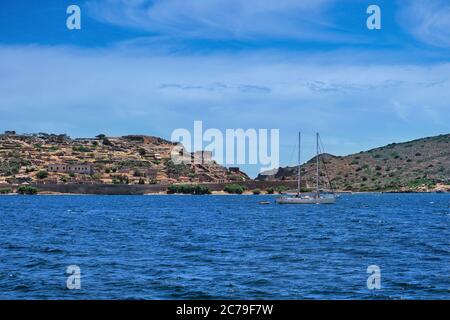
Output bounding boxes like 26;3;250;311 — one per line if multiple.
24;180;299;195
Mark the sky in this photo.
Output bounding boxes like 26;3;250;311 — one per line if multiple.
0;0;449;177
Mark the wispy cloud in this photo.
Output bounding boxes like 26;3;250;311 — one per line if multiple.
399;0;450;48
86;0;361;43
160;82;271;94
0;44;448;135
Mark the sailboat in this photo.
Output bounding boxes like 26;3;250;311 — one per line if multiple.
276;132;336;204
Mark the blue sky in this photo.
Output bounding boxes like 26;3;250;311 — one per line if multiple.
1;0;449;177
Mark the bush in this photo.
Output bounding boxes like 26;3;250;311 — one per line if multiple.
91;173;102;180
36;170;48;179
167;184;211;195
102;137;113;146
266;187;274;194
17;186;38;195
25;166;36;173
252;188;261;195
112;175;129;184
224;184;245;194
0;187;12;194
0;159;21;175
72;146;91;153
408;178;435;188
275;185;288;193
166;160;192;177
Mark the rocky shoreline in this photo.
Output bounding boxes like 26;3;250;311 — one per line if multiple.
1;181;448;196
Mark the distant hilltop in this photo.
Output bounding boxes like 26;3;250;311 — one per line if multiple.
0;131;249;185
257;134;450;192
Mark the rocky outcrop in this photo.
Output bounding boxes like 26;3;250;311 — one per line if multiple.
0;132;249;185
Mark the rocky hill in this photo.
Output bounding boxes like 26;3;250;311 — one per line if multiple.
256;134;450;192
0;131;249;185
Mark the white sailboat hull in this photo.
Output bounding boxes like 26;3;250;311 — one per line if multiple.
276;132;336;205
276;196;336;204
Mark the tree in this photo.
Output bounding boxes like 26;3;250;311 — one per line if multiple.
36;170;48;179
17;186;38;195
224;184;245;194
102;137;112;146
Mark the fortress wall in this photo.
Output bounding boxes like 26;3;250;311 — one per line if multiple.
25;180;299;195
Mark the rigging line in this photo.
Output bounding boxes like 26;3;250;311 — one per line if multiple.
318;135;336;194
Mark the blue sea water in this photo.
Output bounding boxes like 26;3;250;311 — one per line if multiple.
0;193;448;300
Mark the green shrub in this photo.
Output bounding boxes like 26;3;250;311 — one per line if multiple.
266;187;274;194
17;186;38;195
407;178;435;188
252;188;261;195
275;185;289;193
102;137;112;146
36;170;48;179
0;187;12;194
224;184;245;194
72;146;91;152
91;173;102;180
166;160;192;177
0;159;21;175
167;184;211;195
112;175;129;184
25;166;36;173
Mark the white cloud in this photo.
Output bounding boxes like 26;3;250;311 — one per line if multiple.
1;44;449;176
85;0;359;42
399;0;450;47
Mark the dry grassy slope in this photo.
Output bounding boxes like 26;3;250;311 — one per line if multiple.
0;133;249;184
260;134;450;192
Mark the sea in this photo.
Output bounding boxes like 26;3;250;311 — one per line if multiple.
0;193;448;299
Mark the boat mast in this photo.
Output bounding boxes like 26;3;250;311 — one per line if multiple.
297;132;301;196
316;132;319;198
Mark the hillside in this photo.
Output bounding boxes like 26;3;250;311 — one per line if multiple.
0;131;249;185
256;134;450;192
